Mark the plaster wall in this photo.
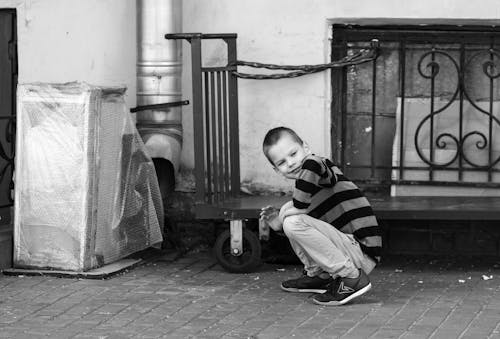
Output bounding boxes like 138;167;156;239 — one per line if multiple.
180;0;500;193
1;0;136;107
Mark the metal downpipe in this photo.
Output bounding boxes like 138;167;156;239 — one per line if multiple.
136;0;182;197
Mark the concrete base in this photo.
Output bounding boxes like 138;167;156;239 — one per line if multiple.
0;225;12;269
3;258;142;279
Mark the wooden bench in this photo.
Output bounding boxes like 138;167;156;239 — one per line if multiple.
195;195;500;221
193;193;500;272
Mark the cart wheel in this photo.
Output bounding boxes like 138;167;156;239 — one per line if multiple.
213;228;262;273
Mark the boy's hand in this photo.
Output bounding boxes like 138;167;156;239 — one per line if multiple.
259;205;282;231
260;205;279;219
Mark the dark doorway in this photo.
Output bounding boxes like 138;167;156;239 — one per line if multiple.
0;9;17;224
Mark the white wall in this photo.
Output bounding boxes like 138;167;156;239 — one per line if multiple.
180;0;500;192
6;0;500;193
1;0;136;107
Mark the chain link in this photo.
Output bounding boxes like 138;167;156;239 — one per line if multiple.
232;42;379;80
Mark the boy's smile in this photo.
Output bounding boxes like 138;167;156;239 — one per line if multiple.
267;134;309;179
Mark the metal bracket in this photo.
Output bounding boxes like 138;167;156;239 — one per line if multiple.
130;100;189;113
230;220;243;256
258;218;270;241
165;33;237;42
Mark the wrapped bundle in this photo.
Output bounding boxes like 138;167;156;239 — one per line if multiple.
14;82;163;271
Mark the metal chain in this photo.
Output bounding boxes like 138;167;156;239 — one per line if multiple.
232;40;379;80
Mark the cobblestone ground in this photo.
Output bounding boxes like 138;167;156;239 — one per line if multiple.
1;251;500;339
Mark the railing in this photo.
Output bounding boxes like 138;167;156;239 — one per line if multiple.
0;115;14;208
0;9;16;213
332;25;500;189
165;33;240;204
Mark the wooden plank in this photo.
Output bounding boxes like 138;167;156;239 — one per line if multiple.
195;196;289;220
226;38;240;197
190;37;206;203
370;196;500;220
194;195;500;221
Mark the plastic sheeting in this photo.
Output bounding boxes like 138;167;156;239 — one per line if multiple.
14;82;163;271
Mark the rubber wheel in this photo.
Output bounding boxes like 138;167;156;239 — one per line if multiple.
213;228;262;273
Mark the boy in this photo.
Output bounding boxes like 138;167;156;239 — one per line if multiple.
260;127;381;306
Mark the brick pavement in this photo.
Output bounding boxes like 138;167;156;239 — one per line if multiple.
1;251;500;339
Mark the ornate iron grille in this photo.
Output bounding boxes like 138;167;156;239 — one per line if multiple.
331;25;500;189
0;116;14;209
0;10;16;219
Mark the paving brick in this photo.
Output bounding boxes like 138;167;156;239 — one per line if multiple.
369;328;406;338
2;251;500;338
0;329;23;338
257;324;293;338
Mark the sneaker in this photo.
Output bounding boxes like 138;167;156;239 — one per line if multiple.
312;269;371;306
281;272;333;293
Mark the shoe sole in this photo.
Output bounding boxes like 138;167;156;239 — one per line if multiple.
312;282;372;306
280;285;328;294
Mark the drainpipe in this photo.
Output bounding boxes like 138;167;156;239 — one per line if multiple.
136;0;182;198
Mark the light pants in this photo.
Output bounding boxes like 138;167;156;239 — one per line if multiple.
282;214;376;279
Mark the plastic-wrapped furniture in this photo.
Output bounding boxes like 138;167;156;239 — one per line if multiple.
14;82;163;271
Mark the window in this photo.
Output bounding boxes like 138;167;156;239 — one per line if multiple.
331;24;500;191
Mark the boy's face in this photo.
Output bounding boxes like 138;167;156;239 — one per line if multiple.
267;133;309;180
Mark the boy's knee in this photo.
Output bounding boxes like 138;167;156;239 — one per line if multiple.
282;214;306;237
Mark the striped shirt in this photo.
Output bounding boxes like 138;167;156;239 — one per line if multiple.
293;154;382;263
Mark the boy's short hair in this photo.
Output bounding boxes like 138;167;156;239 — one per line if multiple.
262;127;303;164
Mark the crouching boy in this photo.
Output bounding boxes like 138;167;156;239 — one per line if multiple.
260;127;382;306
